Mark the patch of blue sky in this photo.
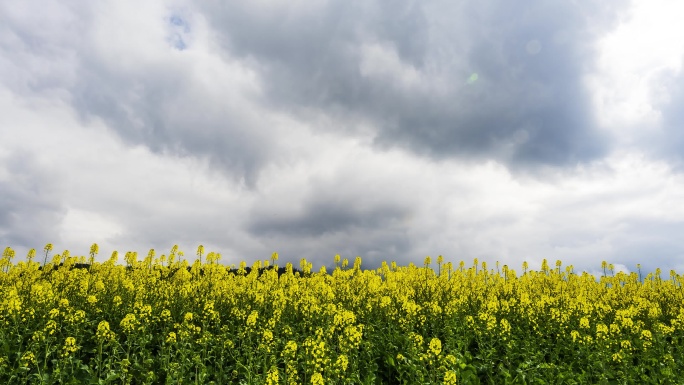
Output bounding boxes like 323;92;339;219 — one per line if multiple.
169;34;187;50
167;14;190;51
169;15;184;27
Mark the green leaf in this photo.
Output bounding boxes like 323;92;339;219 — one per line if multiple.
386;356;395;367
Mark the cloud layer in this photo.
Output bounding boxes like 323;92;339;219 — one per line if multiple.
2;0;684;274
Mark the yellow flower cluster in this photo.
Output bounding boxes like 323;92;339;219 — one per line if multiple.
96;321;116;342
61;337;79;358
166;331;177;344
20;352;36;368
281;340;299;384
443;370;458;385
120;313;138;334
265;366;279;385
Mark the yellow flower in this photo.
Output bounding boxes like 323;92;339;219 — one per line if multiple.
265;366;279;385
120;313;138;334
32;331;45;343
44;319;57;335
595;323;608;339
90;243;99;257
641;330;653;349
641;330;652;341
500;318;512;334
61;337;79;358
20;352;36;367
166;332;177;344
161;309;172;321
612;351;623;363
184;312;194;323
335;354;349;373
94;281;105;291
570;330;580;343
579;317;590;329
444;370;458;385
96;320;116;342
429;338;442;356
609;323;620;334
27;248;36;261
310;372;324;385
340;325;364;352
246;310;259;328
49;308;60;318
282;340;297;358
443;354;457;366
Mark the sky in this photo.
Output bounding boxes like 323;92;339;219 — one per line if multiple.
2;0;684;274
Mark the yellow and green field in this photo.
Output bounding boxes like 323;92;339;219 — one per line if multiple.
1;244;682;384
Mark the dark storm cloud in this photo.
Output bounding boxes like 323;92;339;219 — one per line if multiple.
248;199;408;237
250;219;413;269
246;190;413;266
0;152;66;248
199;0;623;170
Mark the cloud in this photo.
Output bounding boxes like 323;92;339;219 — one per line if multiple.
249;198;408;238
0;0;282;187
589;0;684;166
5;0;684;277
0;151;67;249
654;68;684;168
1;0;628;188
70;2;277;186
199;0;624;172
247;191;412;263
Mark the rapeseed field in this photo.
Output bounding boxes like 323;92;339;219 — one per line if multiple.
0;244;682;384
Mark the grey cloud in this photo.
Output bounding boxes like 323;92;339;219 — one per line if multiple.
248;199;408;237
2;0;627;189
75;82;267;186
604;220;684;274
654;69;684;170
70;55;271;187
200;0;623;171
246;187;413;266
0;3;80;99
1;2;273;187
0;152;67;249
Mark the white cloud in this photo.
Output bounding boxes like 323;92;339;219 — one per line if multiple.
590;0;684;138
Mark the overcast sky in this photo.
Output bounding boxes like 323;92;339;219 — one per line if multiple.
2;0;684;274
